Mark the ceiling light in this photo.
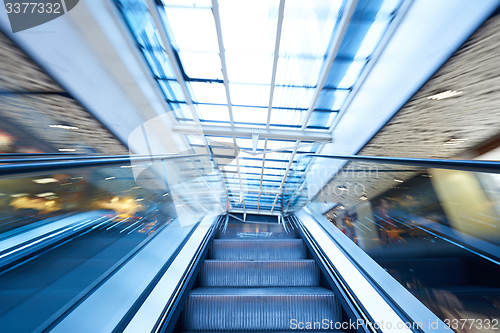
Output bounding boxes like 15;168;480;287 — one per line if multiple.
121;165;137;168
427;90;463;100
49;125;78;130
443;138;467;145
360;195;368;201
33;178;58;184
59;148;76;152
394;179;403;183
105;177;115;180
36;192;56;197
10;193;28;198
163;193;169;197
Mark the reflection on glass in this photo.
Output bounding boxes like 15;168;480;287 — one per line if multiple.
307;161;500;330
0;155;226;331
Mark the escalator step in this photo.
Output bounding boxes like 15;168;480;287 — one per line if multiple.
209;239;306;260
200;260;320;287
183;287;341;331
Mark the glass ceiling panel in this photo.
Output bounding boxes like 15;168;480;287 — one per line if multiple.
116;0;403;215
264;161;287;169
338;21;377;59
159;80;185;102
218;0;278;54
142;48;174;80
178;51;222;80
223;165;238;173
225;53;273;85
171;103;192;119
189;82;227;104
263;169;286;176
280;0;344;57
307;111;338;128
355;19;391;59
239;159;264;167
197;104;230;122
337;61;366;88
324;60;366;89
232;106;268;125
275;57;323;87
239;166;265;174
230;84;270;107
269;109;305;127
316;89;350;111
273;86;314;109
265;152;292;162
266;139;296;150
218;0;278;90
162;7;219;53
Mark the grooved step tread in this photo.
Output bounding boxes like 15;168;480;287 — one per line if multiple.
189;286;335;296
209;239;306;260
184;287;340;331
212;239;303;243
200;260;320;287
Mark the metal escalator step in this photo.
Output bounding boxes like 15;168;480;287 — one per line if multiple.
183;287;341;331
209;239;306;260
200;260;320;287
215;222;299;239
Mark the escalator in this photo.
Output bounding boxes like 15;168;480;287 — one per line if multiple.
174;221;342;332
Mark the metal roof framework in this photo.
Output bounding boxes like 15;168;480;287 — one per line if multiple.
115;0;404;214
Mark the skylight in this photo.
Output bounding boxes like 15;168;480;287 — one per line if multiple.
115;0;403;214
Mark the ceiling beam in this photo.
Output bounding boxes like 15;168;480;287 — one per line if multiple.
211;0;235;127
211;0;244;211
226;187;281;195
144;0;216;171
328;0;414;134
277;0;358;212
173;124;332;142
265;0;286;130
271;193;280;212
300;0;359;130
144;1;203;133
259;0;285;212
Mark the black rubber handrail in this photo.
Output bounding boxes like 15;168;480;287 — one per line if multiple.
306;154;500;174
0;153;84;157
0;154;211;177
0;154;178;164
1;153;499;177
